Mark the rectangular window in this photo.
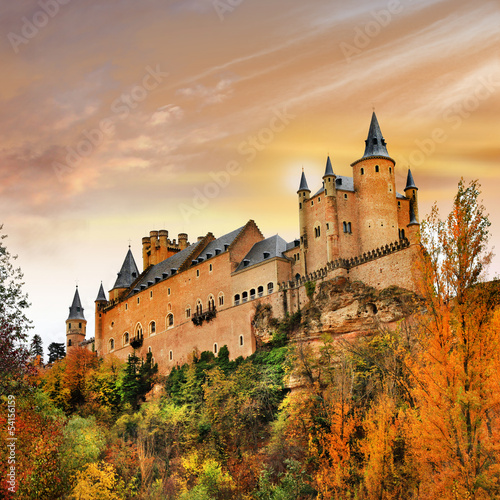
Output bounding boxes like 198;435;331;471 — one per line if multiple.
150;291;153;298
168;288;171;295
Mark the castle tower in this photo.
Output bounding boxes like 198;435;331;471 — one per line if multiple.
297;169;311;274
109;247;140;301
66;286;86;353
351;112;399;253
322;156;340;261
404;169;419;223
94;282;107;355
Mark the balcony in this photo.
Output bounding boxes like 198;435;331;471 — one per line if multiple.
192;308;217;326
130;335;143;349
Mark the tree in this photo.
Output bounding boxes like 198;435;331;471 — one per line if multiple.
120;352;158;409
0;225;31;392
407;179;500;498
29;333;44;362
48;342;66;363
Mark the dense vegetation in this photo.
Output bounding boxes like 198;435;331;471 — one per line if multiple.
2;179;500;499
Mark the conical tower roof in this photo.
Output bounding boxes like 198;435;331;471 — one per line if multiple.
112;248;140;289
405;169;418;190
297;170;311;192
323;156;335;177
362;112;390;159
67;286;85;321
96;282;107;302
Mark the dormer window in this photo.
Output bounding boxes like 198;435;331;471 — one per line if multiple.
215;248;221;255
263;252;270;259
224;244;229;251
132;272;137;278
162;272;168;279
373;138;377;144
206;253;212;259
171;268;177;275
243;259;250;267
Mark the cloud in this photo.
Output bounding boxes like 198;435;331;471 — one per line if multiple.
177;79;235;106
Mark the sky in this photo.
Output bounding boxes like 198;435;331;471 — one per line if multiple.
1;0;499;354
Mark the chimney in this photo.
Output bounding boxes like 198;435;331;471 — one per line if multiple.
178;233;188;250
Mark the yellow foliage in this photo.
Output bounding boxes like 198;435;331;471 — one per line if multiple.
70;461;125;500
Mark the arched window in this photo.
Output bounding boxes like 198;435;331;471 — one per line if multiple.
109;338;115;351
169;350;173;361
68;323;71;329
167;313;174;328
343;221;347;233
68;339;72;347
242;291;248;303
196;299;203;315
186;306;191;318
149;322;156;336
214;343;218;355
218;293;224;306
375;165;379;172
316;226;321;237
267;282;274;294
208;295;215;311
361;167;364;175
257;286;264;298
250;288;256;300
239;335;244;347
347;222;352;234
123;332;129;345
135;324;143;339
234;294;240;306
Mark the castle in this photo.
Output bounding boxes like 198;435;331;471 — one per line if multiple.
66;112;420;372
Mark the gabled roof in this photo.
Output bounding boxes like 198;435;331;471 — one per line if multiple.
234;235;288;272
67;287;85;321
96;282;107;302
298;171;310;192
112;248;140;290
362;112;390;159
201;226;245;261
323;156;334;177
405;169;418;190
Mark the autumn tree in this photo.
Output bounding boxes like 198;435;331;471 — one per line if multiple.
407;179;500;498
0;226;31;394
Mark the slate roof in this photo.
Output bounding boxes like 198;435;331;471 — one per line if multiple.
235;235;288;272
286;239;300;251
405;169;418;190
362;112;390;159
128;240;202;296
128;226;246;296
298;171;310;192
67;287;85;321
312;175;354;198
96;283;107;302
323;156;334;177
194;226;244;263
113;248;140;289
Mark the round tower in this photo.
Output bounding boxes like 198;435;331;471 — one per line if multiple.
66;286;86;353
297;169;311;274
351;112;399;254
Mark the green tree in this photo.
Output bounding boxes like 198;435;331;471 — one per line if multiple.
48;342;66;363
120;352;158;409
29;333;44;362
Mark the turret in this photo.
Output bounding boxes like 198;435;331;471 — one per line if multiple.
149;231;159;266
94;282;107;354
404;169;419;223
109;247;140;301
322;156;336;197
178;233;188;250
297;169;311;273
351;112;398;254
66;286;86;353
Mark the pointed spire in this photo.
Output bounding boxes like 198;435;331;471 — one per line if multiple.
408;204;419;226
363;112;390;158
67;286;85;321
96;282;107;302
297;170;311;193
405;169;418;190
112;248;140;289
323;156;335;177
